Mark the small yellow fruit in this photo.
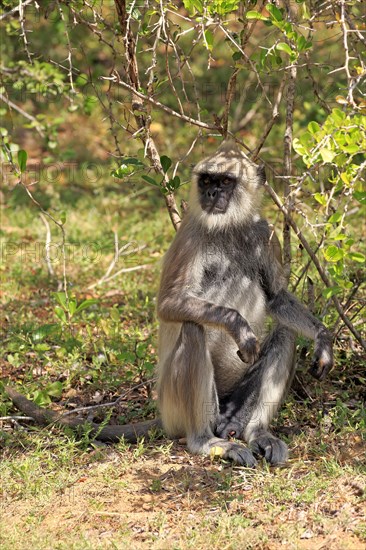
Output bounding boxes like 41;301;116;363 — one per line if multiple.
210;446;225;458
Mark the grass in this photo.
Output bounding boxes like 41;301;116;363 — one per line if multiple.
1;164;365;549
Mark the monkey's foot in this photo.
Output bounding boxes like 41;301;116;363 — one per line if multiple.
215;415;243;441
208;439;257;467
249;432;288;465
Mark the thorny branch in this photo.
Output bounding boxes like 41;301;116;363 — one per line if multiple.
282;62;298;284
113;0;181;230
104;73;217;132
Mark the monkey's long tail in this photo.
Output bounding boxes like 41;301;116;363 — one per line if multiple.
4;386;162;443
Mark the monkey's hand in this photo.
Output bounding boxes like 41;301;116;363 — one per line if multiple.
237;336;260;365
229;316;259;365
309;329;334;381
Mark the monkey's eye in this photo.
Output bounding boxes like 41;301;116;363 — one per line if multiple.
203;178;210;185
223;178;231;185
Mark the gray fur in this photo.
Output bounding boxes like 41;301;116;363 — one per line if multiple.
157;141;334;466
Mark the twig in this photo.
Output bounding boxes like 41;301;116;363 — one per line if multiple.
222;69;239;138
60;379;156;417
23;185;69;307
291;238;323;293
0;93;44;136
87;240;147;290
39;213;55;277
0;0;35;21
113;0;182;231
0;416;34;422
56;0;75;97
218;23;271;106
106;73;217;132
282;63;298;284
339;1;356;107
252;76;286;161
333;282;363;335
88;264;152;290
18;0;33;63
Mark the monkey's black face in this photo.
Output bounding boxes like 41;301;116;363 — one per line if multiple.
197;173;237;214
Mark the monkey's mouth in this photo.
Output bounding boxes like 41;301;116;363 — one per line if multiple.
202;203;227;214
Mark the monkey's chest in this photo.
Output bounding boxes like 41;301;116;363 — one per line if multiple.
197;245;267;332
199;252;258;293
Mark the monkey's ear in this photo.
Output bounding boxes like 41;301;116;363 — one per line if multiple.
257;164;266;185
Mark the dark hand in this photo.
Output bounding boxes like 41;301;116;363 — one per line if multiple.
237;336;260;365
309;332;334;380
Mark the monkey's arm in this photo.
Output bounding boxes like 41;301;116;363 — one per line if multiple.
261;247;333;380
158;292;259;364
267;288;333;379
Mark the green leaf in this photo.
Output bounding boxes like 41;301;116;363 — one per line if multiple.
111;165;133;178
266;4;283;21
340;172;350;185
34;343;50;352
183;0;203;15
322;286;342;299
343;145;359;154
297;35;306;51
232;51;242;62
276;42;292;55
121;157;145;167
68;299;77;316
320;148;336;163
54;292;68;308
327;212;342;224
33;390;51;406
324;245;344;262
160;155;172;173
246;10;268;21
353;191;366;204
74;299;98;314
55;306;67;323
46;381;64;398
314;193;327;206
17;149;28;173
168;176;181;191
293;139;307;156
331;108;346;124
142;175;159;186
60;211;67;225
204;29;214;51
348;252;365;263
308;121;320;134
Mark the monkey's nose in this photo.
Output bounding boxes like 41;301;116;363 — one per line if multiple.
207;189;217;199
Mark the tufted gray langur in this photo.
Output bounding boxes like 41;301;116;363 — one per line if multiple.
156;141;333;466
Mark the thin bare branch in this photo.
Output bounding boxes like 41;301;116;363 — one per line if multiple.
105;73;217;132
0;93;44;136
39;213;55;277
0;0;35;21
282;63;298;284
222;69;239;138
252;76;286;161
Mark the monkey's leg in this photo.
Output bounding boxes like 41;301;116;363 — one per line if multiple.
216;326;296;465
158;321;256;467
